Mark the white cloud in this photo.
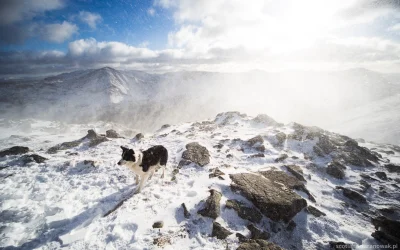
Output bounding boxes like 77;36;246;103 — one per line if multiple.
39;21;78;43
388;23;400;31
78;11;102;29
147;8;155;16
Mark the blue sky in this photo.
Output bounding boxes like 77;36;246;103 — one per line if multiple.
1;0;400;76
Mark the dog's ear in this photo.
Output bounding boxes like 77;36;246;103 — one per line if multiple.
128;149;135;155
120;146;128;151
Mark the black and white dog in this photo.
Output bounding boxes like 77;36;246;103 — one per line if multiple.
118;145;168;193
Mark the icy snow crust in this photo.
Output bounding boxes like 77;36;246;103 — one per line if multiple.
0;113;399;249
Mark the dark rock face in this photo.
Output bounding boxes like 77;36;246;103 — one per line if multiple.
181;142;210;167
105;129;123;138
247;224;270;240
86;130;109;147
251;114;280;127
274;154;288;163
385;164;400;173
21;154;47;164
161;124;171;129
225;200;262;223
326;161;346;179
286;165;306;182
212;222;232;239
246;135;265;152
249;153;265;158
371;216;400;245
197;189;221;219
230;173;307;223
306;206;326;217
336;186;367;204
286;220;297;232
152;221;164;228
135;133;144;140
181;203;191;218
0;146;29;157
237;240;283;250
375;172;388;180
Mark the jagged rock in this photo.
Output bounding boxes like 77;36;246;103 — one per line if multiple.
83;160;95;167
212;222;232;239
336;186;367;204
251;114;280;127
225;200;262;223
230;173;307;222
0;146;29;157
259;170;315;202
329;241;354;250
359;180;371;192
181;142;210;167
247;135;264;146
249;153;265;158
385;164;400;173
214;111;246;125
47;130;108;153
360;173;380;182
161;124;171;129
197;189;221;219
152;221;164;228
209;168;225;179
181;203;191;218
286;220;296;232
313;135;337;156
274;154;288;162
286;165;306;182
47;140;81;154
326;161;346;179
135;133;144;140
87;130;109;147
105;129;123;138
21;154;47;164
375;172;388;180
236;233;248;242
275;132;286;147
247;224;270;240
306;206;326;217
237;240;283;250
371;216;400;245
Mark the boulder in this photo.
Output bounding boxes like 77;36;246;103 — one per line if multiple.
105;129;123;138
385;164;400;173
209;168;225;179
286;220;296;232
274;154;288;163
251;114;280;127
306;206;326;217
21;154;47;164
181;142;210;167
247;135;264;147
230;173;307;222
152;221;164;228
247;224;270;240
225;200;262;223
375;172;388;181
336;186;367;204
181;203;191;218
198;189;222;219
0;146;29;157
371;216;400;245
237;240;283;250
212;222;232;239
326;161;346;179
274;132;287;147
47;129;108;153
85;130;108;147
286;165;306;182
135;133;144;140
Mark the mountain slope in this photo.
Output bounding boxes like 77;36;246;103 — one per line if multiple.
0;112;399;249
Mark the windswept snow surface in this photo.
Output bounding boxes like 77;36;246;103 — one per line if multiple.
0;114;399;249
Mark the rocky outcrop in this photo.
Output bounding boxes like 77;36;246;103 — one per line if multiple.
326;161;346;179
209;168;225;179
0;146;29;157
230;173;307;222
105;129;123;138
251;114;280;127
385;164;400;173
181;142;210;167
371;216;400;245
246;135;265;152
47;129;108;153
152;221;164;228
336;186;367;204
135;133;144;140
212;222;232;239
274;154;288;163
375;172;388;180
306;206;326;217
197;189;221;219
237;240;283;250
286;165;306;182
247;224;270;240
225;200;263;223
86;130;109;147
21;154;47;164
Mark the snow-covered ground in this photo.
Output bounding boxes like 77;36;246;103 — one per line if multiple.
0;113;399;249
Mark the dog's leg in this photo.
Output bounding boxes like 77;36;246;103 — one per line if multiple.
148;168;155;180
161;165;165;179
135;175;139;185
135;173;150;194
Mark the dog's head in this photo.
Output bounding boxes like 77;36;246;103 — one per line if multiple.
118;146;137;165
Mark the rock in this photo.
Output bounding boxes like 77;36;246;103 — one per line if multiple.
227;154;234;158
313;135;336;156
237;239;283;250
21;154;47;164
230;173;307;223
47;130;108;153
209;168;225;179
236;233;248;242
178;159;192;167
247;224;270;240
286;220;296;232
47;140;81;154
375;172;388;181
135;133;144;140
275;132;286;147
249;153;265;158
225;200;262;223
306;206;326;217
83;160;95;167
105;129;123;138
161;124;171;129
152;221;164;228
274;154;288;162
251;114;280;127
0;146;29;157
247;135;264;146
360;173;380;182
326;161;346;179
336;186;367;204
371;216;400;245
359;180;371;192
181;142;210;167
286;165;306;182
198;189;222;219
212;222;232;239
385;164;400;173
329;241;354;250
181;203;191;218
